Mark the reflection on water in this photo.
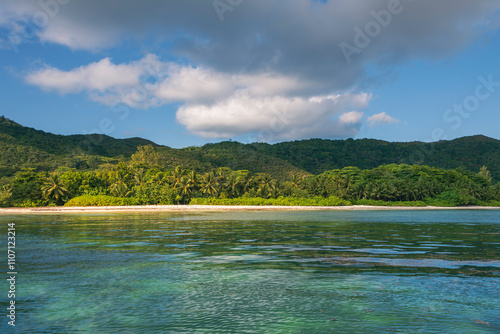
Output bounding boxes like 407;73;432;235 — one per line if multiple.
1;210;499;333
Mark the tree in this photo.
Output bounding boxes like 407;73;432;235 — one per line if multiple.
110;181;131;197
11;169;46;205
225;173;242;198
134;169;146;186
257;183;270;199
41;174;69;204
290;174;301;189
0;185;13;207
238;170;254;194
186;170;198;189
175;176;195;204
115;162;132;185
478;166;492;184
170;166;187;188
131;145;162;168
200;172;219;198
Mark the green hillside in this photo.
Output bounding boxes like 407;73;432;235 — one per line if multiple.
0;116;499;181
182;141;307;178
0;116;157;157
249;136;500;181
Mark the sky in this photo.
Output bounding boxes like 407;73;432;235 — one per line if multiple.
1;0;500;148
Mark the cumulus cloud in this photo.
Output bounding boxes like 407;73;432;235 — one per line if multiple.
26;55;157;94
25;54;310;106
177;93;370;141
25;54;371;140
25;54;168;108
6;0;500;140
4;1;500;85
367;112;400;127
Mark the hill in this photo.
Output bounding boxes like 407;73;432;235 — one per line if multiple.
247;135;500;180
0;116;499;181
0;116;157;157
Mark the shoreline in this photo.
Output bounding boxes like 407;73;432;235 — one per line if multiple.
0;204;499;214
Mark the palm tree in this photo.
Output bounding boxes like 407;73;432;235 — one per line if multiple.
215;167;231;180
350;181;365;200
257;183;270;199
478;166;492;184
281;183;294;197
170;166;186;188
315;176;329;197
186;171;198;188
238;171;254;193
151;171;167;185
290;174;301;189
200;172;219;198
226;173;242;198
41;175;69;204
303;176;317;195
0;185;13;206
258;174;273;189
177;176;195;203
2;185;12;197
269;181;281;199
110;181;131;197
134;169;146;186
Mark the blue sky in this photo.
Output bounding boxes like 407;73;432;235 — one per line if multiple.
1;0;499;148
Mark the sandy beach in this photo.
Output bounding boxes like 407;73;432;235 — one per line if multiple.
0;205;499;214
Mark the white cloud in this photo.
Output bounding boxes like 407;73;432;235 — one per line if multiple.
176;93;370;141
38;20;118;50
25;54;309;107
6;0;500;142
25;54;167;107
26;55;162;94
24;54;371;140
339;111;364;125
153;65;234;104
367;112;400;127
3;0;499;87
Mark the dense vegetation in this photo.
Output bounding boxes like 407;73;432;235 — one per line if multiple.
0;149;498;207
2;116;500;181
0;116;499;208
249;136;500;181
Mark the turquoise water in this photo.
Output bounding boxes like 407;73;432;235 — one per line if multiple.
1;210;499;333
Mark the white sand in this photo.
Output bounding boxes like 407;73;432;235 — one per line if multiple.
0;204;499;214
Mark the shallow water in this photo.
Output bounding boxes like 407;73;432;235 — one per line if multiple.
1;210;499;333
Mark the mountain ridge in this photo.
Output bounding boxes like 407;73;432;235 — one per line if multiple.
1;116;498;181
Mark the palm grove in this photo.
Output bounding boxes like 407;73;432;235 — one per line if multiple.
1;145;499;208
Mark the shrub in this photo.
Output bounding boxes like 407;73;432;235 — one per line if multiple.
132;184;177;205
353;199;428;207
476;200;500;207
425;189;476;207
64;195;140;207
0;192;11;207
190;196;351;206
15;199;48;208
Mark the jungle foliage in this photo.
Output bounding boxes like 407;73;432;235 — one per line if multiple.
0;116;499;208
1;158;498;207
2;116;500;181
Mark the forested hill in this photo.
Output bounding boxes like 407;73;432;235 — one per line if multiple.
247;135;500;180
1;116;499;181
0;116;157;157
